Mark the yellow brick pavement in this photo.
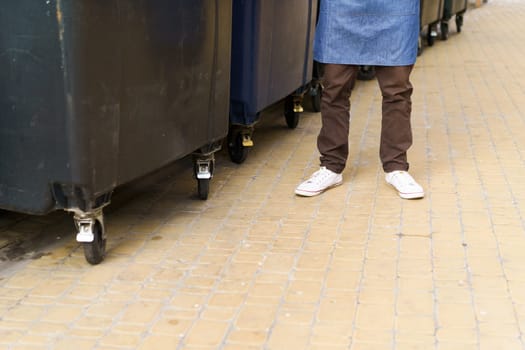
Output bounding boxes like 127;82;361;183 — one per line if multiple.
1;1;523;349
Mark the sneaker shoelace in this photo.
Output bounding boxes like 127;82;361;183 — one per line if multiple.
307;167;331;185
391;171;416;187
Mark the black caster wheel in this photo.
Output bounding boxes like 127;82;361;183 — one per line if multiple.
197;179;210;200
310;83;322;113
82;221;106;265
357;65;376;81
427;29;435;47
456;15;463;33
284;95;300;129
227;131;249;164
440;22;449;40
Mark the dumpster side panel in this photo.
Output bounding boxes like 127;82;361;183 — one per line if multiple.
443;0;467;22
59;1;122;202
261;0;316;105
451;0;468;14
230;0;316;125
230;0;258;123
0;1;70;214
116;0;231;184
209;0;233;146
421;0;445;27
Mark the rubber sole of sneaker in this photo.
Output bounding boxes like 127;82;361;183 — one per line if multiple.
395;189;425;199
295;181;343;197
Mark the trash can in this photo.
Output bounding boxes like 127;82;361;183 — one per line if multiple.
227;0;317;164
0;0;232;264
440;0;468;40
420;0;445;51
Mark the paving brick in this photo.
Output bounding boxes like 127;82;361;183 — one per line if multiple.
119;301;162;324
353;328;393;344
235;304;277;330
437;342;478;350
317;300;356;324
41;305;84;324
4;270;47;289
292;269;327;283
226;329;268;346
276;306;315;326
355;304;394;330
437;303;478;329
436;328;478;343
397;291;435;316
98;331;142;348
285;280;323;304
350;341;392;350
358;288;395;305
51;338;98;350
139;335;182;350
478;336;523;350
3;304;45;322
183;320;230;347
395;314;436;336
208;293;245;309
200;307;237;322
310;323;352;346
266;324;310;349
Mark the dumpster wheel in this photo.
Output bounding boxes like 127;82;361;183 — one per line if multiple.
309;82;323;113
456;15;463;33
426;26;436;47
194;155;214;200
284;95;300;129
228;131;249;164
440;22;449;41
82;220;106;265
198;179;210;200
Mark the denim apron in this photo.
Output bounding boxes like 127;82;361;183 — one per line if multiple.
314;0;420;66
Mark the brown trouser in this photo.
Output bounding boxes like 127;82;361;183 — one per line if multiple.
317;64;414;174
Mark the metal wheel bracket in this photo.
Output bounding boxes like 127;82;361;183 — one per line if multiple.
229;125;254;148
73;210;104;243
195;157;214;180
293;96;304;113
309;84;321;96
242;133;254;147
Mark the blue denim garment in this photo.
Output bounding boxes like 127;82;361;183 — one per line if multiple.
314;0;420;66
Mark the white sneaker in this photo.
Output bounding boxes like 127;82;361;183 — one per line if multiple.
385;170;424;199
295;167;343;197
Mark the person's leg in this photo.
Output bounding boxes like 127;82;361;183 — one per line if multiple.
374;65;413;173
317;64;359;174
295;64;357;197
375;65;424;199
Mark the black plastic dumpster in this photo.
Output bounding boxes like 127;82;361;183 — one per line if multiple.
227;0;317;164
0;0;232;264
420;0;445;51
440;0;468;40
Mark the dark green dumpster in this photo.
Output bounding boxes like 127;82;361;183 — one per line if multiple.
0;0;232;264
